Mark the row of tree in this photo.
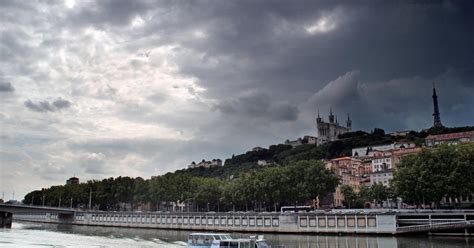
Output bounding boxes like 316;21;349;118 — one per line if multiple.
340;183;394;209
392;143;474;208
23;160;339;212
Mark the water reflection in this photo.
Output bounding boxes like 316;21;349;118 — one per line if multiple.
262;233;473;248
11;222;474;248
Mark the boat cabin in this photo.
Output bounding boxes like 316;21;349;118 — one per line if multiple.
188;233;232;247
187;233;270;248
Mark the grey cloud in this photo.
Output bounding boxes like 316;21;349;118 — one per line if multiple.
68;137;238;174
2;1;474;199
215;92;299;121
52;98;71;109
147;92;168;104
24;98;72;113
78;153;108;174
0;82;15;92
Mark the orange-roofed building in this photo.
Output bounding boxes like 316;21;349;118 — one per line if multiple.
425;131;474;147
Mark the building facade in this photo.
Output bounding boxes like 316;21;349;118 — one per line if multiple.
425;131;474;147
370;171;393;187
66;177;79;185
285;136;318;147
352;142;416;158
371;151;393;172
369;147;422;187
315;110;352;145
188;159;222;169
323;157;363;207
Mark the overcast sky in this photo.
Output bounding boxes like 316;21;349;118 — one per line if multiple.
1;1;473;199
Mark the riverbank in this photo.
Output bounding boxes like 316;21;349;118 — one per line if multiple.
11;210;474;236
2;222;474;248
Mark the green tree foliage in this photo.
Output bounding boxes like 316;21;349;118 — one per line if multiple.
370;183;389;206
392;143;474;207
340;185;357;209
23;160;339;212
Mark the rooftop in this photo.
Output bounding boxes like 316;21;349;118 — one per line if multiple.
426;131;474;141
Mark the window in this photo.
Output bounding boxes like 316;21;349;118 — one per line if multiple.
300;218;307;227
257;218;263;226
249;218;255;226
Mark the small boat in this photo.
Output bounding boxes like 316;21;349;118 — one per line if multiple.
187;233;271;248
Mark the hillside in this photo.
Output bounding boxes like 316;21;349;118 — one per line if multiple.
180;126;474;179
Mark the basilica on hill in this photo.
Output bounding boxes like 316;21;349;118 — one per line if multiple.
315;109;352;145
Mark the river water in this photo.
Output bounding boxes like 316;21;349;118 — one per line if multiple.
0;222;472;247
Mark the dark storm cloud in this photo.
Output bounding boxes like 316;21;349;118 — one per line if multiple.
24;98;71;113
173;2;474;93
0;82;15;92
147;1;473;130
215;92;299;121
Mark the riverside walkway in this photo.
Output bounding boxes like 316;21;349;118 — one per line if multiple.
4;204;474;235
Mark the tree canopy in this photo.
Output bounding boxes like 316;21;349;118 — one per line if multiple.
392;143;474;207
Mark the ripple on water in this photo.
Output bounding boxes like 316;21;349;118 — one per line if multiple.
0;223;184;248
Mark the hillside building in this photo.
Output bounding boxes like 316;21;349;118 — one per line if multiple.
315;110;352;145
66;177;79;185
369;147;422;187
252;147;266;152
352;142;416;158
425;131;474;147
284;135;318;147
188;159;222;169
323;157;364;208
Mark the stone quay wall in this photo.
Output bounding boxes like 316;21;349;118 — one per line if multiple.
13;211;397;234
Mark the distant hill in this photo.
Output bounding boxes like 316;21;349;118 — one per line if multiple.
180;126;474;179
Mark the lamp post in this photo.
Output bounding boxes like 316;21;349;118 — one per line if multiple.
89;188;92;210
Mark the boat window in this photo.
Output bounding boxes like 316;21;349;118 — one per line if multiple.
219;241;240;248
255;241;270;248
188;235;213;246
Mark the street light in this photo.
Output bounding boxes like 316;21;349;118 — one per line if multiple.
89;188;93;210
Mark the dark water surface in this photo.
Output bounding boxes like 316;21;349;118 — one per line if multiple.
0;222;472;247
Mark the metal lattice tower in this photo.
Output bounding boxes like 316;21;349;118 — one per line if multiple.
432;83;443;128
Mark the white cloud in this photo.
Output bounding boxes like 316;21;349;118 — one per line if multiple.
306;16;337;34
